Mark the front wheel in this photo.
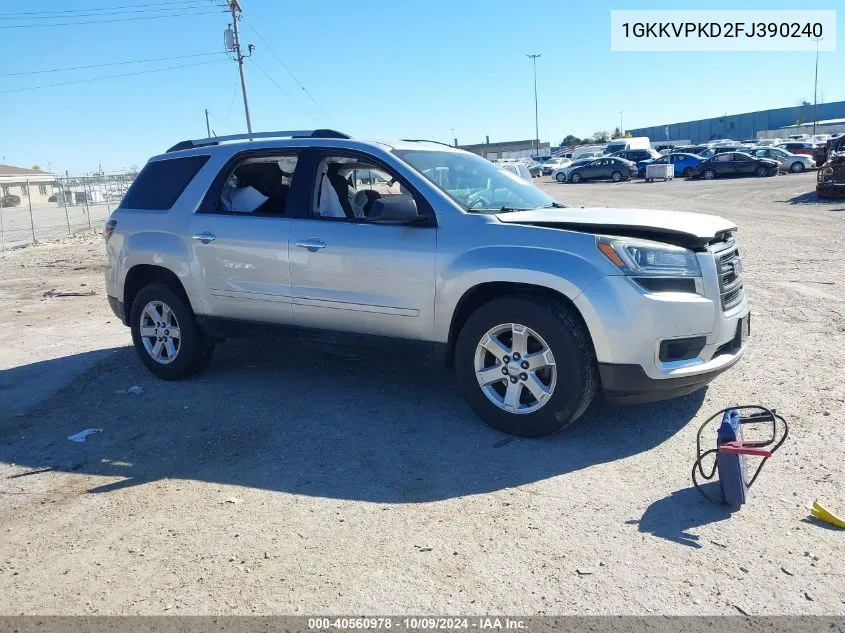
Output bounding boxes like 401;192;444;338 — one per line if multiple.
555;172;566;183
455;296;598;437
755;165;768;177
682;166;693;176
569;172;582;183
611;171;623;182
790;161;805;173
703;169;716;180
130;283;214;380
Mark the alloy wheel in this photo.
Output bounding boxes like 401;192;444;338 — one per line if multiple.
139;300;181;364
474;323;557;414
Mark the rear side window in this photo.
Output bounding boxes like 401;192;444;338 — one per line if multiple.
121;155;209;210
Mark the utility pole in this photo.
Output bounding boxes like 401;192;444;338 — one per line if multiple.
205;108;212;136
812;36;822;136
527;54;541;155
619;110;623;136
226;0;253;136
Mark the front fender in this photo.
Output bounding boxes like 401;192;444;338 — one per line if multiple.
434;244;606;342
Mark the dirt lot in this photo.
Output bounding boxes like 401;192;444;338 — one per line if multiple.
0;172;843;615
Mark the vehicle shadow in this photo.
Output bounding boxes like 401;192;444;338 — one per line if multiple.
630;484;735;548
0;341;707;503
786;191;845;210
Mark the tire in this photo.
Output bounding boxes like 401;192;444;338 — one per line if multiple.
790;161;804;173
682;166;693;177
454;296;598;437
755;165;768;177
703;169;716;180
130;283;214;380
569;172;582;183
555;172;566;183
611;171;623;182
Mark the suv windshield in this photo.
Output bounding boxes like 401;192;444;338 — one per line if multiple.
393;149;558;212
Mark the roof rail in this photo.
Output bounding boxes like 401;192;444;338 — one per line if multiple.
166;129;351;153
401;138;459;149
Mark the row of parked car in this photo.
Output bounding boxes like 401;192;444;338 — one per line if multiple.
544;143;823;184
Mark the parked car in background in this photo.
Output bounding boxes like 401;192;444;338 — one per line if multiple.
817;134;845;199
689;152;779;179
610;149;661;163
750;146;815;173
571;145;607;160
498;162;533;182
527;163;544;178
699;145;749;158
542;156;572;175
603;136;651;155
568;157;637;183
637;152;704;178
673;145;710;155
777;142;815;156
551;158;593;183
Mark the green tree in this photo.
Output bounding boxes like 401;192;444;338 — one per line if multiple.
31;164;42;171
611;127;624;139
591;130;610;143
560;134;582;147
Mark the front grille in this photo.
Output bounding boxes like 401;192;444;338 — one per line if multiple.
713;239;745;311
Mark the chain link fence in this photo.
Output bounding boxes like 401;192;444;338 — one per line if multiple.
0;171;136;251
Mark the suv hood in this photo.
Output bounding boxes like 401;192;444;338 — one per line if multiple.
495;207;736;249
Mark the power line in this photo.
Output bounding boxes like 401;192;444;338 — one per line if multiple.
244;22;335;124
216;78;241;127
14;0;221;16
0;4;225;20
0;9;226;29
0;58;226;93
246;58;318;124
1;52;224;77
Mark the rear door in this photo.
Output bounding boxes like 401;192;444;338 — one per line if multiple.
712;153;734;175
286;149;437;341
187;151;302;323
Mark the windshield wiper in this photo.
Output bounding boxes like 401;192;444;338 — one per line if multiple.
467;206;533;213
543;201;566;208
496;206;533;213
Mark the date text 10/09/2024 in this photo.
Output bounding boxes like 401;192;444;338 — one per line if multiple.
621;22;823;39
308;617;528;630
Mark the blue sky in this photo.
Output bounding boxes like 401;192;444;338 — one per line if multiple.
0;0;841;173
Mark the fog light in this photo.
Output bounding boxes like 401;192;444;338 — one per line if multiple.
659;336;707;362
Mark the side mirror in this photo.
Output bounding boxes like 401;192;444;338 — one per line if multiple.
367;194;421;224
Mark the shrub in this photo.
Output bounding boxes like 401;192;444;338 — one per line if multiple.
1;194;21;207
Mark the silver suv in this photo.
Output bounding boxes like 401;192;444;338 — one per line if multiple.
104;130;749;437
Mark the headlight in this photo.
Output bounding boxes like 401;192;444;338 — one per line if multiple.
597;236;701;277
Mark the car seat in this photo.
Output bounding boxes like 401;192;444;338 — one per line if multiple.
351;189;381;218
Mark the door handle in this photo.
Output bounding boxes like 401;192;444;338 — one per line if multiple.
296;238;327;252
192;232;216;244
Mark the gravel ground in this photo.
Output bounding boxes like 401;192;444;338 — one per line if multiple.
0;173;843;615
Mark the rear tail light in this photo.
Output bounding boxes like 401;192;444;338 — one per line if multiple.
104;219;117;237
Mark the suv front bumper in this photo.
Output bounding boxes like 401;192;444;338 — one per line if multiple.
573;268;749;404
599;314;748;404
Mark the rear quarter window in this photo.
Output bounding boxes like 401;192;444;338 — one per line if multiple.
120;155;210;210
